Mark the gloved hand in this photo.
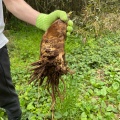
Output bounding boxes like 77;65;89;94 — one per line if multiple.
36;10;73;36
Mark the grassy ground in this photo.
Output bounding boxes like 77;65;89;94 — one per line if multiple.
1;23;120;120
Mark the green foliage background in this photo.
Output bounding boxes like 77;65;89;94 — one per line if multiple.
1;23;120;119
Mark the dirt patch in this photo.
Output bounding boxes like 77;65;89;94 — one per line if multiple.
101;13;120;31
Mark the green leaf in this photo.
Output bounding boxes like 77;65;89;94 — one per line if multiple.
91;98;97;104
94;88;101;96
112;82;119;90
89;114;95;119
81;118;87;120
63;111;68;117
90;79;96;85
100;87;107;96
97;113;103;120
54;112;62;119
117;95;120;102
88;89;94;95
0;117;4;120
27;102;35;110
118;104;120;111
81;112;87;119
108;97;115;103
101;100;106;108
106;105;113;112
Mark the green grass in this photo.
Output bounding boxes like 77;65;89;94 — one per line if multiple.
1;24;120;120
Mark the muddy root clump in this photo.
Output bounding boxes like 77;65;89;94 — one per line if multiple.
29;20;70;116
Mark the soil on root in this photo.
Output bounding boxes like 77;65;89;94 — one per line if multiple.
29;19;70;119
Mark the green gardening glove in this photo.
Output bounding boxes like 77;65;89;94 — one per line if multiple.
36;10;73;36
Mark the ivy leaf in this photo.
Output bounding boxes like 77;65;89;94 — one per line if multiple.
101;87;107;96
101;100;106;108
112;82;119;90
106;105;113;112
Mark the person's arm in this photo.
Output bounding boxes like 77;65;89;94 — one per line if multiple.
3;0;40;26
3;0;73;33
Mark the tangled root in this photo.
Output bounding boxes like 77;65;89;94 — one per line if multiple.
29;20;69;119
